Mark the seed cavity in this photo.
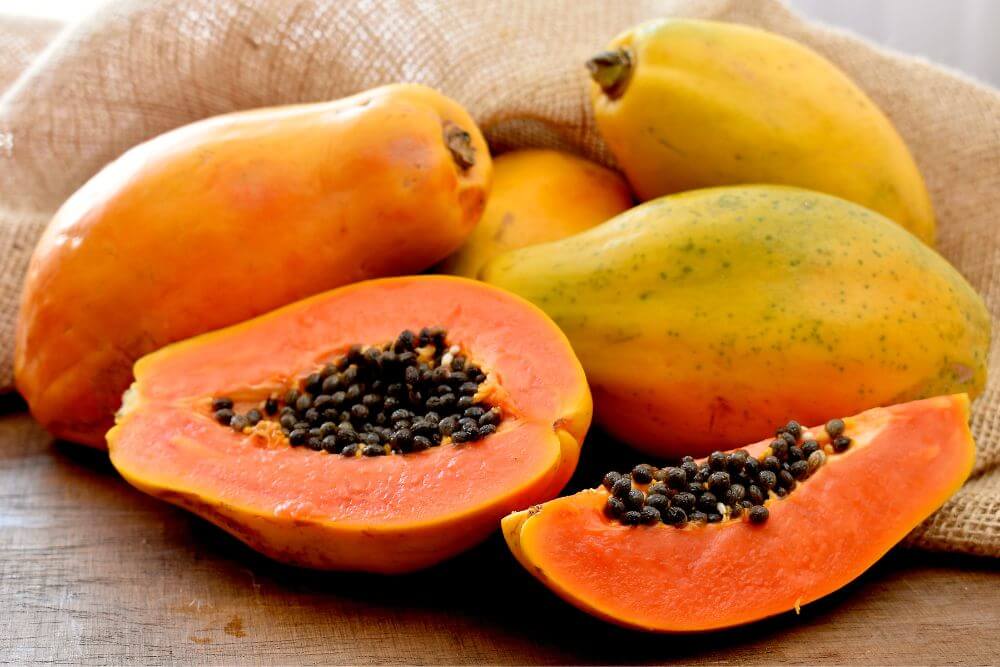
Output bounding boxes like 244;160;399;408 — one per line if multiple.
209;327;502;457
602;418;853;528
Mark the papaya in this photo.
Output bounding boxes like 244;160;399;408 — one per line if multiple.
15;83;491;448
482;186;989;457
503;394;975;632
107;276;592;573
439;150;632;278
587;19;935;244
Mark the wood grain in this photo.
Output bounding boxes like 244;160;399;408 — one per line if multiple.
0;394;997;665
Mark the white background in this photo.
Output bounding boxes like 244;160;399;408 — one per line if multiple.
0;0;997;86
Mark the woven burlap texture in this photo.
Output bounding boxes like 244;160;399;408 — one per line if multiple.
0;0;997;556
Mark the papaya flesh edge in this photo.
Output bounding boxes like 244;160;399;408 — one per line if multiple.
108;276;592;574
503;395;974;632
15;83;491;448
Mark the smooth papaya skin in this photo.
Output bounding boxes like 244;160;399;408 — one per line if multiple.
503;395;975;632
482;186;989;457
588;19;935;244
107;276;592;573
15;83;491;448
438;149;632;278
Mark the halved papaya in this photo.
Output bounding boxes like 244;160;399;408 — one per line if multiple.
503;395;974;631
108;276;592;573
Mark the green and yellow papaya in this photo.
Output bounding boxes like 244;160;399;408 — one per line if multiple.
587;19;935;244
482;186;989;457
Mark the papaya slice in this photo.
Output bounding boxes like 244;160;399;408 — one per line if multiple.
108;276;591;573
503;395;974;631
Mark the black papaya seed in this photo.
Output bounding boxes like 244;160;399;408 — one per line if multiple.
708;451;727;471
696;492;718;514
672;492;696;512
758;470;777;489
663;506;687;526
602;471;622;490
621;510;642;526
639;506;661;525
789;460;809;480
646;493;669;512
708;471;731;494
666;467;687;489
625;488;645;510
631;464;654;484
612;477;633;499
214;408;234;425
605;496;625;518
647;482;669;497
211;397;233;411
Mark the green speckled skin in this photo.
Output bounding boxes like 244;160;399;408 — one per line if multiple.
482;186;989;457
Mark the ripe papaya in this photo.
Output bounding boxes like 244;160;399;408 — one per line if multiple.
16;84;491;448
482;186;989;457
587;19;935;244
107;276;592;573
439;150;632;278
503;395;975;631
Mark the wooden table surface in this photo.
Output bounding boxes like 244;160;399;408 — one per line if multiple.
1;394;998;666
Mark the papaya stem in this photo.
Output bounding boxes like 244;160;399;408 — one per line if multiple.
443;122;476;170
586;48;634;100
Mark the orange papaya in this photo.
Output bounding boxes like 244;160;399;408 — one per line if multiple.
16;83;491;447
503;395;974;631
108;276;592;573
439;150;632;278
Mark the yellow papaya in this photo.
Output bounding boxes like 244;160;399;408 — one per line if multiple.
439;150;632;278
482;186;989;457
15;83;491;447
587;19;935;244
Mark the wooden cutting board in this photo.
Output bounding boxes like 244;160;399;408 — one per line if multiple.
1;394;997;665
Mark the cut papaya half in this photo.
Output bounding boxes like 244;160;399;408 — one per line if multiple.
108;276;591;573
503;395;974;631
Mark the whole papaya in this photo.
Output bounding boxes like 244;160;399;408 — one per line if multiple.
482;186;989;457
15;84;491;447
587;19;935;244
439;150;632;278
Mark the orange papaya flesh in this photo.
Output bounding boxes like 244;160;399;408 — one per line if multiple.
108;276;592;573
16;83;491;448
503;395;974;631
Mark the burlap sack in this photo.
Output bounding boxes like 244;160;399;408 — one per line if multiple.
1;0;997;556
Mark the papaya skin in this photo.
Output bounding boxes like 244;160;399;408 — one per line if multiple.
108;276;592;573
503;395;975;632
438;150;633;278
15;84;491;448
482;186;990;457
588;19;935;244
